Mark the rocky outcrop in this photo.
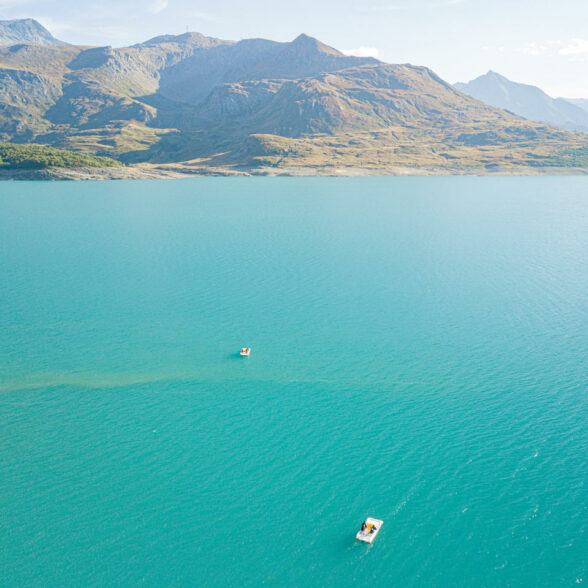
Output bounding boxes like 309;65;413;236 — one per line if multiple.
0;19;65;47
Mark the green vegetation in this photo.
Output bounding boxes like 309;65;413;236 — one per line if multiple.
0;143;121;169
546;147;588;167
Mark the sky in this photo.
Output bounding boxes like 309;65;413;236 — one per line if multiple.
2;0;588;97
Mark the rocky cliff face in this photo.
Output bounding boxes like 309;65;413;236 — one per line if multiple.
0;68;62;138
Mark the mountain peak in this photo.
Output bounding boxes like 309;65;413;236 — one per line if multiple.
290;33;343;56
455;70;588;132
293;33;313;42
484;70;507;80
0;18;66;47
292;33;322;46
137;31;229;49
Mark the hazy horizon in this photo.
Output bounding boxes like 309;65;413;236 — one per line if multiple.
1;0;587;98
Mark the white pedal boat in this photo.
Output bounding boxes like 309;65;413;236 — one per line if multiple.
356;518;383;543
240;347;251;357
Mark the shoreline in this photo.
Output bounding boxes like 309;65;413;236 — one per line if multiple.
2;164;588;181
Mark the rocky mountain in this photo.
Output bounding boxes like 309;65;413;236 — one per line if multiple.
1;21;587;171
155;33;377;105
455;71;588;133
0;19;65;47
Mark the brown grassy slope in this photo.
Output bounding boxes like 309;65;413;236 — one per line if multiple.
122;63;588;168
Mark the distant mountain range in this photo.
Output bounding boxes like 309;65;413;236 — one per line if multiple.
1;19;588;172
455;71;588;133
565;98;588;116
0;18;65;47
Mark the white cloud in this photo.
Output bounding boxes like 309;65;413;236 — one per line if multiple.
513;38;588;61
479;38;588;63
516;42;550;56
147;0;168;15
559;38;588;60
343;46;380;58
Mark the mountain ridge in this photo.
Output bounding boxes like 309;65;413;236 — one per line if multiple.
455;71;588;132
1;19;588;172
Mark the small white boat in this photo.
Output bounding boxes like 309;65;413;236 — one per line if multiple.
240;347;251;357
356;518;383;544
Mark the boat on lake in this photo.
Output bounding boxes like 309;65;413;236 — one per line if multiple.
240;347;251;357
356;518;383;543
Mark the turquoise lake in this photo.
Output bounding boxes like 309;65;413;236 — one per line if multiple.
0;177;586;586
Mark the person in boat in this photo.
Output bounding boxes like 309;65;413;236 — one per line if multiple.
370;526;377;534
361;522;367;532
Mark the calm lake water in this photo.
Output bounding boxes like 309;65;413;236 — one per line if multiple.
0;177;586;586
